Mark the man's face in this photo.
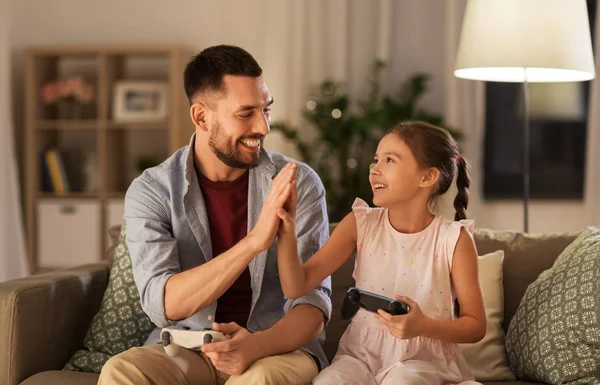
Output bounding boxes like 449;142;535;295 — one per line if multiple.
206;75;273;169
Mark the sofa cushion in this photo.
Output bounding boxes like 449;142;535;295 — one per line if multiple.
20;370;99;385
505;227;600;384
63;225;155;373
473;229;579;331
459;250;515;381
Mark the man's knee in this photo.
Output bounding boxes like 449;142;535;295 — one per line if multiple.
98;348;147;384
98;346;193;385
226;352;317;385
226;356;281;385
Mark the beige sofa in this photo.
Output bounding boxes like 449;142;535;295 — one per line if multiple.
0;226;579;385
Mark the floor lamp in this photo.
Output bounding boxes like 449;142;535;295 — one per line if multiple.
453;0;595;233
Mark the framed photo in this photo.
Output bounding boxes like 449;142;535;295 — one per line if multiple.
112;81;168;122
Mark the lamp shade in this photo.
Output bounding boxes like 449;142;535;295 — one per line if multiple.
454;0;595;83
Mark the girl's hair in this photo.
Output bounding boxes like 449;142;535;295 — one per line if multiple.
385;121;470;221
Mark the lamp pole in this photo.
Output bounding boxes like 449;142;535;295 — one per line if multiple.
523;68;530;233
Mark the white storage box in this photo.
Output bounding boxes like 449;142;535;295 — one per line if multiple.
37;199;101;268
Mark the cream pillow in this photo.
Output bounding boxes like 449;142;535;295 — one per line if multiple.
458;250;516;381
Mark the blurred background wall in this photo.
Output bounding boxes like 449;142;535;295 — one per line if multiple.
8;0;600;235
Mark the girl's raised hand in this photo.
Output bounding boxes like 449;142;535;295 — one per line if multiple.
374;296;426;339
283;175;297;221
277;178;297;238
248;162;297;251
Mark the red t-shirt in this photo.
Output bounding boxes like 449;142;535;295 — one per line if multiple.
197;170;252;328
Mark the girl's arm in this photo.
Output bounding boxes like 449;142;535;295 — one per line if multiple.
419;227;487;343
376;228;486;343
277;208;357;299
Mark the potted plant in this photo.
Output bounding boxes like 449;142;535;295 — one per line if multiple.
40;75;95;120
271;61;462;221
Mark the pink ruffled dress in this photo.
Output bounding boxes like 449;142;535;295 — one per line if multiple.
313;199;481;385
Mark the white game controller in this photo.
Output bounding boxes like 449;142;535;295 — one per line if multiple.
160;327;228;357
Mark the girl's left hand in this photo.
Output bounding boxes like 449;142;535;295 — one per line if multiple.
374;296;426;339
277;178;297;238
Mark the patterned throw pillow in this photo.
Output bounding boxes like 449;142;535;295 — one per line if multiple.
64;225;156;372
505;227;600;385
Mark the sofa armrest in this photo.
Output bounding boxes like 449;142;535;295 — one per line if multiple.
0;263;109;385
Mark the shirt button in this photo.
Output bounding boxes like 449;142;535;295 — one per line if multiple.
208;315;213;321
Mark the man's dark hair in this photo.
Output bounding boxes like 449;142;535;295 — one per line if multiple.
183;45;263;104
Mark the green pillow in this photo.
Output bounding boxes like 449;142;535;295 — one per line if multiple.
505;227;600;385
64;225;156;372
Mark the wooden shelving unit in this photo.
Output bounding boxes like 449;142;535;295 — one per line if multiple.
24;45;193;273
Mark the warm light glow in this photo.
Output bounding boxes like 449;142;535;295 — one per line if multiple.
454;67;595;83
454;0;595;83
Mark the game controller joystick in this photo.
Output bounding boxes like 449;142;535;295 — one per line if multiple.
341;287;409;320
161;327;227;357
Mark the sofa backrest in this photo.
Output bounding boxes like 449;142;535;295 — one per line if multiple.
472;228;579;330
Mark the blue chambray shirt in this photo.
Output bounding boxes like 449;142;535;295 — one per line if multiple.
124;133;332;369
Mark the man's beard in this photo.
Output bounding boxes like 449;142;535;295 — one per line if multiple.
208;121;262;169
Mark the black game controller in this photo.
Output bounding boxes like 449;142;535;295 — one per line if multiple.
341;287;409;320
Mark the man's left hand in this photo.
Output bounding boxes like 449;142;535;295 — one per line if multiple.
201;322;262;376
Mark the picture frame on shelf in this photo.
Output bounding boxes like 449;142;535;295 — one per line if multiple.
112;81;168;122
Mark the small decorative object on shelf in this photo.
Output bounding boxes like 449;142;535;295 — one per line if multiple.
40;75;95;120
83;152;98;193
113;81;168;122
41;148;71;195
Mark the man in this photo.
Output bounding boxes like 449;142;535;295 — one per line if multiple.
99;45;332;385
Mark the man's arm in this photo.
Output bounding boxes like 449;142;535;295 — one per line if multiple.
125;175;180;327
164;237;261;321
202;304;324;376
126;164;296;325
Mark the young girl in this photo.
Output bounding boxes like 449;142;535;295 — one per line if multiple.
277;121;486;385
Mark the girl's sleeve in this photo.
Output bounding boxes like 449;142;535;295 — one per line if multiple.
351;198;370;247
445;219;476;271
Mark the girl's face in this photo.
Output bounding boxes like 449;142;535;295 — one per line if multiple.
369;134;433;208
